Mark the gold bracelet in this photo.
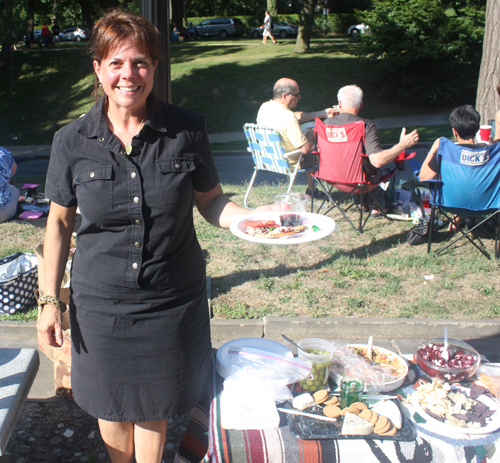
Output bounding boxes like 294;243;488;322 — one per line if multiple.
35;290;67;313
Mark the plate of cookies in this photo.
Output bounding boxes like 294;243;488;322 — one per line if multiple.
283;389;416;441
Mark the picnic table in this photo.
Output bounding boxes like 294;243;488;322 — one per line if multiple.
0;348;39;455
202;353;500;463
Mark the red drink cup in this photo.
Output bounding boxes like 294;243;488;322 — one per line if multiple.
479;125;492;143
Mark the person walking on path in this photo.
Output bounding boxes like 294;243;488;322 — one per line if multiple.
260;10;277;45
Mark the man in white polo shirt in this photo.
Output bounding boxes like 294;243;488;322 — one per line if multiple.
257;77;336;197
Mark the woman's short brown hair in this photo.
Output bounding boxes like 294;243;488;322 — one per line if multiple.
90;10;162;98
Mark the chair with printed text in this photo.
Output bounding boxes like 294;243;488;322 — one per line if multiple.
427;138;500;260
311;118;397;233
243;123;313;209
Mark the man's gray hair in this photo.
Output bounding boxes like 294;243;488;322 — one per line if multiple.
273;81;297;99
337;85;363;108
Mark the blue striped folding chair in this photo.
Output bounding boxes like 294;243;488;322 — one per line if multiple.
427;138;500;259
243;123;312;209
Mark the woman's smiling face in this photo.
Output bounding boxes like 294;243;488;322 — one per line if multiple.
94;38;157;114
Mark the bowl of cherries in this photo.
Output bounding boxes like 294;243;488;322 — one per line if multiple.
416;338;480;383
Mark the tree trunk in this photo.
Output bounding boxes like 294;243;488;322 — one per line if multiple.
267;0;278;15
294;0;318;53
1;0;13;73
78;0;92;28
476;0;500;125
171;0;185;30
26;0;35;36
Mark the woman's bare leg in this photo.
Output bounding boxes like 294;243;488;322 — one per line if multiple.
134;420;168;463
98;419;134;463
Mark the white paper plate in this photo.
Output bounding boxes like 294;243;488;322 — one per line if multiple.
413;386;500;435
230;212;336;245
216;337;293;379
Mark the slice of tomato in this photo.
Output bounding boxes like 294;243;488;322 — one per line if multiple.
245;220;279;228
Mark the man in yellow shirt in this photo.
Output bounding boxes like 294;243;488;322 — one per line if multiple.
257;77;336;197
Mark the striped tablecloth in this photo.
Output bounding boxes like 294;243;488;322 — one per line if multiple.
202;356;500;463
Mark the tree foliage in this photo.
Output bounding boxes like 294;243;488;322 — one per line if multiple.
186;0;265;17
327;0;372;14
357;0;486;104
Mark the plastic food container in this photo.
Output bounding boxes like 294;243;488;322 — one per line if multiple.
329;344;408;393
297;338;334;392
416;338;480;383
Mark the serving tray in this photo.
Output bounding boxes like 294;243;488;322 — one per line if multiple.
284;398;416;441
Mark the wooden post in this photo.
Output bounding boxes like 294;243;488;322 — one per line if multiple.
141;0;171;103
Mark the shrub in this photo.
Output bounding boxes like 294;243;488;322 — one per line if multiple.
357;0;485;104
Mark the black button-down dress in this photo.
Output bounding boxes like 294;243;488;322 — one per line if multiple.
45;98;217;422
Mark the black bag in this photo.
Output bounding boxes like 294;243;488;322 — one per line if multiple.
407;219;429;246
0;252;38;315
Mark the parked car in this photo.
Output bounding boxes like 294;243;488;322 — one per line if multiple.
59;27;91;42
251;21;298;39
195;18;245;38
347;23;369;37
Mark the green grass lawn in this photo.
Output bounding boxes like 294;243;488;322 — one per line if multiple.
1;37;457;145
2;177;499;322
0;37;488;323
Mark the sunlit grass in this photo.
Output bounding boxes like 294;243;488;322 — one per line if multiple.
1;38;454;145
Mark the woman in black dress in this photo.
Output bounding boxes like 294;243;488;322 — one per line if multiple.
36;10;258;463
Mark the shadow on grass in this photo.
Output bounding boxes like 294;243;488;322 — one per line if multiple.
1;48;93;144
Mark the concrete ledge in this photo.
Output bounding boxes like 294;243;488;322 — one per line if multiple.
264;317;500;340
0;348;39;454
0;322;37;340
210;319;263;343
2;318;500;343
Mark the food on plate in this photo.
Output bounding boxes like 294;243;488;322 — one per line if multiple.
324;395;339;406
371;400;403;429
341;406;361;416
359;408;373;422
290;390;404;437
374;415;389;433
350;402;368;412
416;338;480;382
313;390;329;404
244;220;280;228
323;405;342;418
292;392;315;411
330;342;408;393
351;346;407;378
246;223;307;239
380;424;397;436
341;412;375;435
406;379;496;428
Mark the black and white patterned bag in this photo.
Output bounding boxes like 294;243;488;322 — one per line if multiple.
0;252;38;315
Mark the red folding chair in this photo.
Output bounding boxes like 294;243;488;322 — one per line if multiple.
311;118;395;233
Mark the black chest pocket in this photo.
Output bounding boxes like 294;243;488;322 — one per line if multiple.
75;165;113;210
156;158;195;205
